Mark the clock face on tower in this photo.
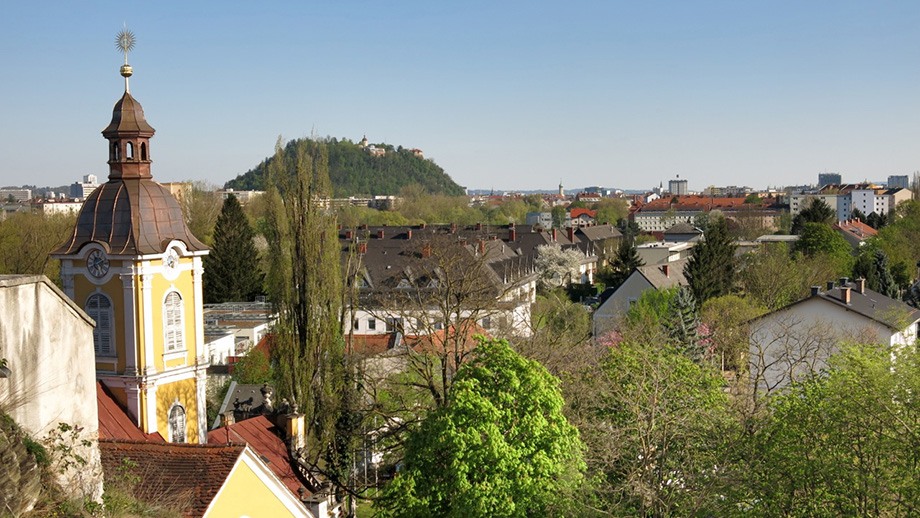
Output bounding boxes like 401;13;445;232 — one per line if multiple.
86;249;109;278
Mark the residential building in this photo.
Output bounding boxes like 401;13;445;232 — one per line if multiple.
789;185;910;220
216;189;265;204
668;178;689;195
818;172;842;187
888;175;910;189
631;195;783;232
833;219;877;250
749;278;920;393
593;259;689;338
32;199;84;215
636;241;695;265
0;188;31;202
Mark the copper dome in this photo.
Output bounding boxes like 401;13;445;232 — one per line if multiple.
56;179;207;256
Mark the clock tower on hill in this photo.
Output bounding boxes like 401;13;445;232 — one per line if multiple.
53;38;210;443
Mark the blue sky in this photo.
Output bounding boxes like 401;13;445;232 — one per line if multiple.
1;1;918;192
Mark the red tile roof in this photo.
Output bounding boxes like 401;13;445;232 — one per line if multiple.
99;440;245;517
345;333;397;355
834;219;878;239
569;208;597;219
207;415;309;498
96;382;164;442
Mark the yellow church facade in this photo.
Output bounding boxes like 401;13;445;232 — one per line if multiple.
54;59;211;443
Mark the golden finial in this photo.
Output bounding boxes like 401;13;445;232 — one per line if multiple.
115;24;136;93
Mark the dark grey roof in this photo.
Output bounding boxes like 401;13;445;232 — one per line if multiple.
816;282;920;330
635;258;689;290
663;222;701;235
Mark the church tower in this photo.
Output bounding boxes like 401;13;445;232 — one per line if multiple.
53;32;210;443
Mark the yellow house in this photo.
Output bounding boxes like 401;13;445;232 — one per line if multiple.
99;440;314;518
53;57;210;443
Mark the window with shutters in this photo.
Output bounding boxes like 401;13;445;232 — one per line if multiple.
86;294;114;356
164;291;184;352
168;402;187;443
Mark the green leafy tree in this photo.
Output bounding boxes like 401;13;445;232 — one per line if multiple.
684;215;736;305
594;198;628;226
793;222;854;275
376;338;585;518
567;337;735;517
700;294;765;371
0;211;76;285
744;193;763;204
742;344;920;516
203;194;264;303
551;205;567;229
850;208;867;222
231;347;273;384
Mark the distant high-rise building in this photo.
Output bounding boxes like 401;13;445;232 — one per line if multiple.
70;174;100;198
0;188;32;202
818;173;841;187
668;177;688;196
888;175;909;189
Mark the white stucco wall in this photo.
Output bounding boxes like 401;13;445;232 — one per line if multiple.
749;296;914;394
593;274;653;338
0;275;103;500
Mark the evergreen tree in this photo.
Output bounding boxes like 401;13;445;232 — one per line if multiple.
874;249;899;299
791;198;835;234
202;194;264;303
606;238;644;289
684;216;736;305
664;286;703;360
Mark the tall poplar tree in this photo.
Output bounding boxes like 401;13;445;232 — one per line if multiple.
263;138;359;493
684;215;736;306
202;194;264;303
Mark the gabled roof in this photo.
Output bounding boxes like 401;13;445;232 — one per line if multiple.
96;382;164;442
663;222;701;235
833;219;877;240
207;415;310;499
634;259;689;290
753;281;920;331
99;440;245;517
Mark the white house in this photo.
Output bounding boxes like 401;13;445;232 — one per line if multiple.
749;278;920;394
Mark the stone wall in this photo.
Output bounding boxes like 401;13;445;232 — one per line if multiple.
0;275;103;501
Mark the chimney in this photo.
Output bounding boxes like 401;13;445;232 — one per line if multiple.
407;230;412;240
345;230;353;239
476;222;483;231
811;286;821;296
662;264;670;277
220;411;235;428
357;242;367;254
841;286;851;304
285;413;306;451
552;228;557;241
336;224;342;230
361;223;368;230
510;228;517;242
840;277;849;287
827;281;835;291
377;229;385;239
478;239;485;255
460;238;467;247
509;222;515;228
450;223;457;234
856;278;866;294
422;243;431;258
420;222;427;229
567;227;575;242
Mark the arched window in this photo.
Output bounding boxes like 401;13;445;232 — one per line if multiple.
126;141;134;159
164;291;184;352
168;401;187;443
140;142;147;161
85;294;114;356
112;141;121;161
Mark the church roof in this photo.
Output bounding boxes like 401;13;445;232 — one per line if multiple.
54;178;207;256
102;91;155;137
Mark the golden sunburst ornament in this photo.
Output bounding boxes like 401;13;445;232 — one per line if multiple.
115;26;136;92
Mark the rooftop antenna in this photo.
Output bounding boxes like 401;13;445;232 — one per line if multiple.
115;23;136;93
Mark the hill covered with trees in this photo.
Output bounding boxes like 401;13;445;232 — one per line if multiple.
224;137;465;197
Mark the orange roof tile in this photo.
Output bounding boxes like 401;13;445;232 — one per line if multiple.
99;440;245;517
207;415;310;498
96;383;164;442
569;208;597;218
345;333;397;355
